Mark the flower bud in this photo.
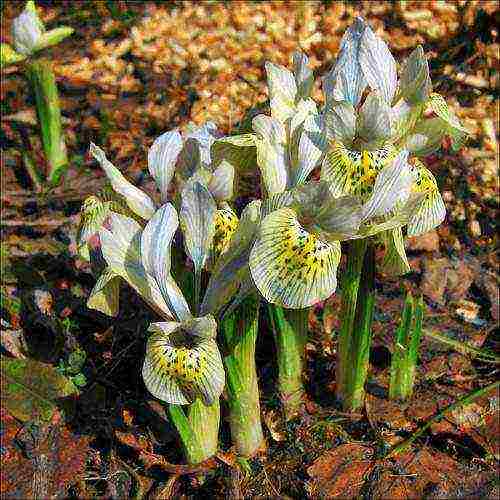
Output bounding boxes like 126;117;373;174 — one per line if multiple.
12;4;44;56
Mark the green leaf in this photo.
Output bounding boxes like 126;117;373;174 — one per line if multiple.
1;356;78;422
34;26;74;51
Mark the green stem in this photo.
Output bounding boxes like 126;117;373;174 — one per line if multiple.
268;304;309;418
168;404;204;465
387;380;500;457
168;399;220;465
26;59;68;187
222;294;264;456
336;240;376;411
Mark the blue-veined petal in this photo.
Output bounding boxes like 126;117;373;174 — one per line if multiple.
249;207;341;308
142;316;224;405
293;51;314;100
148;130;183;202
356;93;392;149
407;161;446;236
359;24;397;104
100;212;173;318
324;101;356;146
362;150;415;220
291;109;327;186
253;114;289;195
265;61;297;122
323;17;367;106
90;143;156;220
179;181;217;275
208;160;235;201
141;204;191;321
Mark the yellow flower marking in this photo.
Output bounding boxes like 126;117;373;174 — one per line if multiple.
325;141;398;200
149;337;206;384
213;207;239;258
274;217;332;285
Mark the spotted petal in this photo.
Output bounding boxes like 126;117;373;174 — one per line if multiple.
148;130;183;202
359;23;397;104
407;162;446;236
323;17;367;106
362;150;415;220
250;208;341;308
90;143;155;220
142;316;225;405
201;200;261;316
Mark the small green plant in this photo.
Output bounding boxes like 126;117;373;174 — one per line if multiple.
389;292;424;401
2;1;73;189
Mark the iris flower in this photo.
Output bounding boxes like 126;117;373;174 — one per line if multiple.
98;204;225;405
78;122;244;315
248;18;466;308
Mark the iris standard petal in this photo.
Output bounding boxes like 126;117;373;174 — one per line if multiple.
265;61;297;122
398;45;432;105
100;213;173;318
356;93;392;149
143;319;225;405
208;160;235;201
323;17;367;106
250;208;341;308
407;161;446;236
359;24;397;104
324;101;356;146
90;143;156;220
179;181;217;274
293;51;314;100
148;129;183;202
253;114;289;195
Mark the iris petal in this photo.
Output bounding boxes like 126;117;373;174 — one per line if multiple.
407;162;446;236
143;318;224;405
250;208;341;308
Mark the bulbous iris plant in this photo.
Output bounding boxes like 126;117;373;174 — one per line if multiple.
79;123;264;461
80;16;467;462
